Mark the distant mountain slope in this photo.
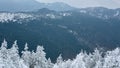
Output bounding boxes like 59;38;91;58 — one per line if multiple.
0;0;74;12
78;7;120;19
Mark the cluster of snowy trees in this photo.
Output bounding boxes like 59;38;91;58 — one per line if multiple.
0;40;120;68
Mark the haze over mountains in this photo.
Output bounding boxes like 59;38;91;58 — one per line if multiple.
0;0;74;12
1;0;120;12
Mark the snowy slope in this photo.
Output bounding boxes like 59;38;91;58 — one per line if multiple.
0;11;72;23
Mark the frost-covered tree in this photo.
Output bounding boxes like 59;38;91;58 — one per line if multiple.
0;40;28;68
0;39;9;68
9;40;21;68
22;43;34;68
22;44;51;68
93;49;103;68
70;52;86;68
53;54;64;68
0;39;16;68
9;41;19;62
47;58;54;68
56;54;63;64
0;39;8;61
34;45;48;68
103;48;120;68
84;48;103;68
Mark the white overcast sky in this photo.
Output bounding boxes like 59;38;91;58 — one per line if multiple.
35;0;120;9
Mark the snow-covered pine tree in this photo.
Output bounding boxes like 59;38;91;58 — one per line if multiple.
22;43;34;68
103;48;120;68
9;40;21;68
70;51;86;68
93;48;103;68
53;54;64;68
22;44;51;68
34;45;48;68
47;58;54;68
0;39;9;68
9;40;19;62
56;54;63;64
83;48;103;68
0;39;8;61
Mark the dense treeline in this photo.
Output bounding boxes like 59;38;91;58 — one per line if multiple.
0;40;120;68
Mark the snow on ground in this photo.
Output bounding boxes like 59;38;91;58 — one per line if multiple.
0;13;33;23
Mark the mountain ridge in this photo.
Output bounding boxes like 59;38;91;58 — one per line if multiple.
0;0;74;12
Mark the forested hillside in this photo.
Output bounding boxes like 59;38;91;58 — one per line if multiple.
0;8;120;62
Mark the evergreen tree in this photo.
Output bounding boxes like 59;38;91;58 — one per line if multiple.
47;58;54;68
34;45;48;68
0;39;9;68
56;54;63;64
70;52;86;68
103;48;120;68
9;40;20;68
22;43;33;68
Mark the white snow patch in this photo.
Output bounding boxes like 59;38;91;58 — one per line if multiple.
46;14;56;19
58;25;68;29
114;11;120;16
60;13;72;16
80;10;87;13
